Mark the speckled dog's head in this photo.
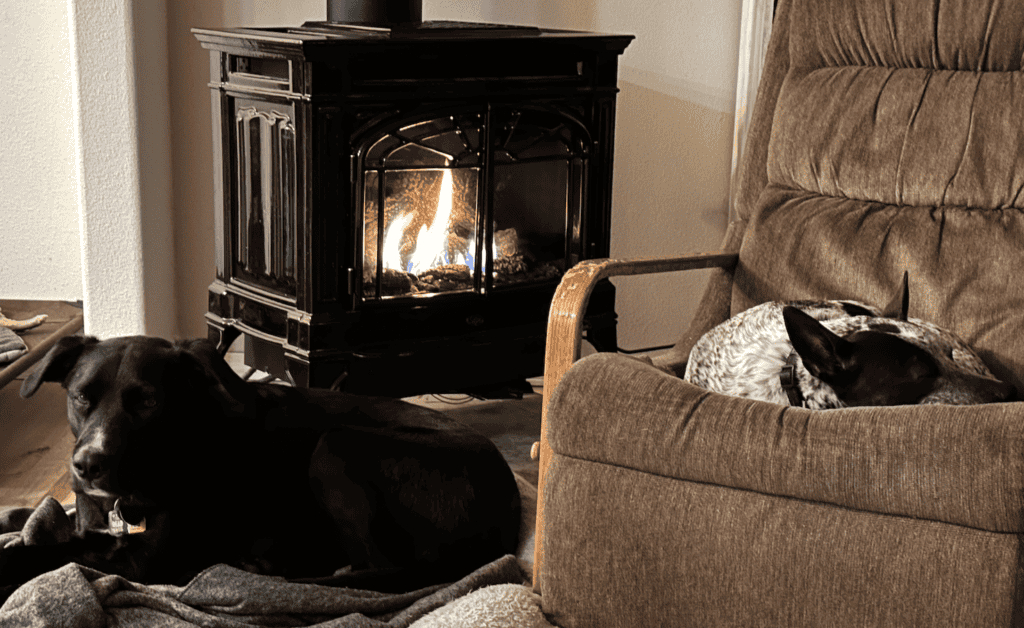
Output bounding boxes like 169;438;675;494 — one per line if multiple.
684;275;1015;409
782;306;1015;407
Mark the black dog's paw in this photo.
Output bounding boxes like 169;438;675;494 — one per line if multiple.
0;543;67;590
0;546;36;586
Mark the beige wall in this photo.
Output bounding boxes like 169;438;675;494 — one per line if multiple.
167;0;740;352
0;1;80;301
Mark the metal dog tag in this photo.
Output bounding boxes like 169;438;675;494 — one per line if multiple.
109;502;129;537
109;499;146;536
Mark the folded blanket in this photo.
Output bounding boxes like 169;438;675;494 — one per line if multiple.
0;497;74;548
0;327;27;363
0;553;526;627
410;583;554;628
0;479;542;627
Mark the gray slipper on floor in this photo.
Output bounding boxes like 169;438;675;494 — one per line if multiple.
0;328;27;363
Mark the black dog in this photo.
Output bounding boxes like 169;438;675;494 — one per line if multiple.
1;336;520;596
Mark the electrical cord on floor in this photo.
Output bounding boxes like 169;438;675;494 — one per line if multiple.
581;331;675;355
429;394;476;404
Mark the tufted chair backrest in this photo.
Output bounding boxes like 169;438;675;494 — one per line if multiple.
726;0;1024;393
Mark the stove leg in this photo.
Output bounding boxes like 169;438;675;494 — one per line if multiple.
208;323;243;357
327;371;349;392
284;353;352;391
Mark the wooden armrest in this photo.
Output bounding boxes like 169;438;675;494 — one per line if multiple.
533;250;737;589
546;251;738;375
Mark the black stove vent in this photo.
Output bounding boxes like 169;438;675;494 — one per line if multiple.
327;0;422;26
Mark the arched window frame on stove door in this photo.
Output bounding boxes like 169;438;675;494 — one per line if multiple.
355;105;593;302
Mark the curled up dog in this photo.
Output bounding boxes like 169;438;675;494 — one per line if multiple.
0;336;521;599
684;275;1015;409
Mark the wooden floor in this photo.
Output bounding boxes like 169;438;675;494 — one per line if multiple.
0;300;84;509
0;382;75;508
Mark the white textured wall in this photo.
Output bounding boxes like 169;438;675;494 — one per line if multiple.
133;1;179;339
0;1;81;301
2;0;177;339
73;0;177;339
68;0;147;337
169;0;740;351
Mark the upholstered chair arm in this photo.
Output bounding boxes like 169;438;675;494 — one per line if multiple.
533;250;737;586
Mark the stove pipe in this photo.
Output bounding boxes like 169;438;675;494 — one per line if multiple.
327;0;423;25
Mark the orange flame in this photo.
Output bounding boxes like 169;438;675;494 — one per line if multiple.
409;169;456;274
381;169;473;274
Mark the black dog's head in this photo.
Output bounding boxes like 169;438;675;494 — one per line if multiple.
20;336;253;524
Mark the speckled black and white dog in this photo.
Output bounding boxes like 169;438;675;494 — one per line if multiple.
683;275;1015;409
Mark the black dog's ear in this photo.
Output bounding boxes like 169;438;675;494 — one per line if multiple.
783;306;853;385
175;339;258;415
20;335;99;398
880;271;910;321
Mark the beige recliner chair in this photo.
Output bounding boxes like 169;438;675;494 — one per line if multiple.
534;0;1024;625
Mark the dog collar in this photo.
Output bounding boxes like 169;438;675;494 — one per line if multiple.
109;498;146;536
779;352;805;408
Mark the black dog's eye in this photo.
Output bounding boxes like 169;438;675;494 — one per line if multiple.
72;392;90;409
142;397;158;409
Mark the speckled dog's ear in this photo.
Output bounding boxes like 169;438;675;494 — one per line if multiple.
783;306;851;385
20;336;99;397
880;271;910;321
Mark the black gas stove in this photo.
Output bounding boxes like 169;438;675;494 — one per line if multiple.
194;1;632;396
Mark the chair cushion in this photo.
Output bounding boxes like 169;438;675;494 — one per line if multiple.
732;0;1024;391
548;353;1024;533
541;352;1024;626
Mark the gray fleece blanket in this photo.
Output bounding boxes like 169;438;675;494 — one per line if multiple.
0;498;528;627
0;553;524;627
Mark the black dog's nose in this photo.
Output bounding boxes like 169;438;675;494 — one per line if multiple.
73;448;111;482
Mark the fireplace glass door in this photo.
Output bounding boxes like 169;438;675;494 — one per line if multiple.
362;108;588;300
